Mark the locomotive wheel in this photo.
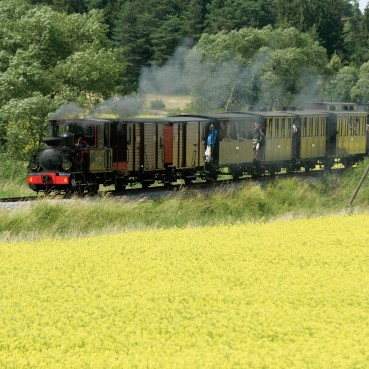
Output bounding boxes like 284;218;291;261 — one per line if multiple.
77;185;86;196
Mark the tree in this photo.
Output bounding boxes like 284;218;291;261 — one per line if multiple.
351;62;369;102
181;0;210;41
205;0;275;33
185;26;328;112
112;1;152;93
324;66;359;102
113;0;189;93
275;0;349;57
0;0;125;158
29;0;88;13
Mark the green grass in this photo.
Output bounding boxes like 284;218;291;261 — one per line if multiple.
0;156;34;197
1;156;369;242
1;160;369;242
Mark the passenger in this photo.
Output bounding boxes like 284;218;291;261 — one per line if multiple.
292;123;298;134
252;122;262;160
205;124;218;163
292;123;298;157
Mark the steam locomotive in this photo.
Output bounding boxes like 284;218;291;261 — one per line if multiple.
27;102;369;194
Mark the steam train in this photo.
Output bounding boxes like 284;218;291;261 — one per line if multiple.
27;102;369;194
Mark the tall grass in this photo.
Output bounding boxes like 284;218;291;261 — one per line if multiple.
2;158;369;242
0;155;34;197
1;156;369;241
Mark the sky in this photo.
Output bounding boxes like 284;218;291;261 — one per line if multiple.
359;0;368;11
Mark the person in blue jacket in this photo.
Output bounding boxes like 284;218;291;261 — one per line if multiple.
205;124;218;162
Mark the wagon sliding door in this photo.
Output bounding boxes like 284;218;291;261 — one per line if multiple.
111;122;128;172
185;121;201;167
142;123;164;170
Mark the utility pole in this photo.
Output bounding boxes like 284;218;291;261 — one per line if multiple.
348;161;369;206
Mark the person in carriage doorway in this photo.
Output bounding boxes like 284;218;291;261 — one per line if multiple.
292;122;298;158
252;122;263;160
205;124;218;163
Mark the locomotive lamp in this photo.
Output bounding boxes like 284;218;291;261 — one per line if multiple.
61;157;72;171
29;154;38;170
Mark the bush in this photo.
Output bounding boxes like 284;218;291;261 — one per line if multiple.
150;99;166;110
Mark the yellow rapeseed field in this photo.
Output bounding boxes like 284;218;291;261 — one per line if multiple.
1;214;369;369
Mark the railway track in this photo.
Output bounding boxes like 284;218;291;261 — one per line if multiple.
0;196;41;203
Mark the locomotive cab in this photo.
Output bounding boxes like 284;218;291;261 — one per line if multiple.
27;118;114;194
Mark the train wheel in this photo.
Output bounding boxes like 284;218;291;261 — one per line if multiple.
251;169;259;179
76;185;86;196
324;159;333;171
89;184;99;195
115;183;126;192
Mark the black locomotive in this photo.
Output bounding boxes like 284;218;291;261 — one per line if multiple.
27;102;369;194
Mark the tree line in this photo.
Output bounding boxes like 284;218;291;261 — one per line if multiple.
29;0;369;91
1;0;369;158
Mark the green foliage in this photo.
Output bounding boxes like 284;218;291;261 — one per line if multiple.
0;1;125;159
324;66;359;102
0;94;55;158
0;155;34;197
186;26;327;111
150;99;166;110
351;62;369;101
275;0;346;57
205;0;275;32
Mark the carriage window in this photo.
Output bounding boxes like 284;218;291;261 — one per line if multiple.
347;117;353;136
229;121;238;140
236;120;248;140
347;117;352;136
361;117;366;135
314;118;319;136
337;119;342;136
354;117;360;136
320;117;325;136
286;118;291;138
307;117;313;136
220;120;230;141
302;117;307;137
281;118;285;138
267;119;273;137
338;118;345;136
274;118;279;138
